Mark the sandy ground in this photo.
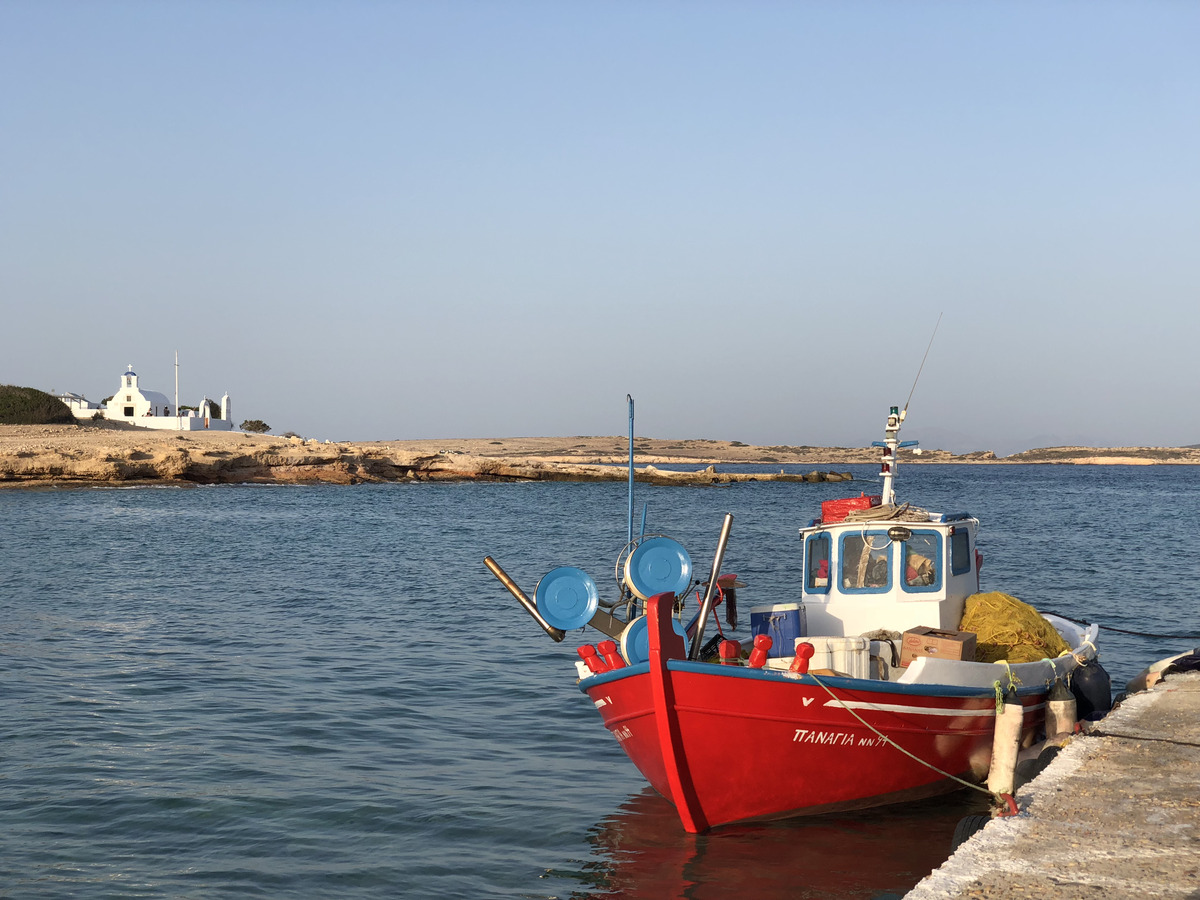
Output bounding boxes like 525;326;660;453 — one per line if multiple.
2;423;1197;488
0;423;894;470
0;424;866;487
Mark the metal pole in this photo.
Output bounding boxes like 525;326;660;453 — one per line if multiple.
627;395;635;547
688;513;734;660
484;556;566;642
881;407;900;506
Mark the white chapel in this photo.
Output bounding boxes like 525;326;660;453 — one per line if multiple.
60;364;235;432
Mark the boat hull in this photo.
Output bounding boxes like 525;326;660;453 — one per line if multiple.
580;594;1046;833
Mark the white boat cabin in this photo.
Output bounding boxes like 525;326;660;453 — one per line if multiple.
775;404;1095;689
794;405;980;639
798;512;980;638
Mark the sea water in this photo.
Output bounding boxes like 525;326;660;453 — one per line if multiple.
2;466;1198;899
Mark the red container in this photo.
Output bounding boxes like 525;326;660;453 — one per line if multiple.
821;493;882;524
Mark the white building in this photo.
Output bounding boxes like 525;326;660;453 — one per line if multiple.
57;392;103;416
61;365;236;432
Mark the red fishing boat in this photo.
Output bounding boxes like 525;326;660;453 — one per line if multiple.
486;405;1099;833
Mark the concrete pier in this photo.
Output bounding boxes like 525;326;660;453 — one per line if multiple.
906;671;1200;898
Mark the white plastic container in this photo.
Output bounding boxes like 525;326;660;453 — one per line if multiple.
765;636;871;678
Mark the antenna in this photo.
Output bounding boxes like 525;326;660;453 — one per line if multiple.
902;312;943;420
877;314;942;505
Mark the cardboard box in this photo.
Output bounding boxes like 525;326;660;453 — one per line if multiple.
899;627;977;667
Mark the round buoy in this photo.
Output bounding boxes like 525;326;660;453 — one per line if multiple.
534;566;599;632
623;537;692;600
618;614;687;666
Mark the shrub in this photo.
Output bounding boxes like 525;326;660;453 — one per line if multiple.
0;385;76;425
241;419;271;433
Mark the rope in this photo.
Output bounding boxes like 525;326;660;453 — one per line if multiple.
863;531;890;552
1001;662;1022;691
989;664;1022;711
807;670;1009;807
1085;730;1200;750
687;585;725;639
1040;609;1200;641
844;502;929;523
1037;658;1058;689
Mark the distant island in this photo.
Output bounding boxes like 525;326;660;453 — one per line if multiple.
2;423;1198;488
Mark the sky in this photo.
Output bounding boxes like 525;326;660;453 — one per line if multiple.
2;1;1197;455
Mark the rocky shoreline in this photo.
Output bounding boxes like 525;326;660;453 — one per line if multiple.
2;424;1197;488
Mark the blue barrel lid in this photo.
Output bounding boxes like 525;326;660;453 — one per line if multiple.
534;566;599;632
623;537;693;600
619;614;688;665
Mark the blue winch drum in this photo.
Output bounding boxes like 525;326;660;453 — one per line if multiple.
750;603;807;658
618;614;689;666
534;566;600;632
623;537;693;601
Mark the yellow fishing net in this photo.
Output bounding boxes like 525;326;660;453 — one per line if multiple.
959;591;1072;664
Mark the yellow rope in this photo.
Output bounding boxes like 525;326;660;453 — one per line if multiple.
1001;660;1021;692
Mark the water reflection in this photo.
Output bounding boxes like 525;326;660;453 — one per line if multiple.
558;787;989;900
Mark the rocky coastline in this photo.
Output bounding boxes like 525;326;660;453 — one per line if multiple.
2;424;1197;489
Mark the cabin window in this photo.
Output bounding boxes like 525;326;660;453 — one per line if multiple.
839;532;892;592
902;531;942;593
805;534;831;593
951;529;971;575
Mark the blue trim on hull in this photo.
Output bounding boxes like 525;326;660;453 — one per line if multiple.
577;658;1045;699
